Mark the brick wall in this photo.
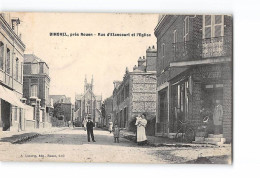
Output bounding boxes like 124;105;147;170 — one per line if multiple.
223;79;232;143
192;82;202;124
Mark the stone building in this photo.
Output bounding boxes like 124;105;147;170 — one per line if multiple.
74;76;103;126
112;46;157;133
154;15;232;143
23;54;52;128
0;13;26;131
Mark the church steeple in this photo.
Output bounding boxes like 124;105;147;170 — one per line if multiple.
84;75;87;86
91;75;94;91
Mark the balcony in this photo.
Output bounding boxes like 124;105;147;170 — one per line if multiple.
171;36;232;67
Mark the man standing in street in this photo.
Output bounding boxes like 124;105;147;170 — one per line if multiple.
86;117;96;142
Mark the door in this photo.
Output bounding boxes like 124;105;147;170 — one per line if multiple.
158;89;168;134
1;99;11;131
202;84;223;133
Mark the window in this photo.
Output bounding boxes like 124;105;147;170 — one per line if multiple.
173;30;177;53
31;63;39;74
45;87;49;99
214;15;223;37
15;58;19;80
0;42;4;70
173;30;177;44
6;48;10;74
161;43;165;69
161;43;165;57
203;15;224;38
30;85;38;97
184;16;189;42
20;63;23;82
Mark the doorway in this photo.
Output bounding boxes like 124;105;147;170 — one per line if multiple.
1;99;11;131
158;89;168;134
202;83;224;133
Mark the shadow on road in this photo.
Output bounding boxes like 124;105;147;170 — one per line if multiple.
0;132;39;143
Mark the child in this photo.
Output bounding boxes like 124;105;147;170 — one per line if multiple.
113;124;120;143
135;114;142;127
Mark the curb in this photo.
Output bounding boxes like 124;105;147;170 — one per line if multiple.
12;133;41;144
122;133;217;148
9;127;67;144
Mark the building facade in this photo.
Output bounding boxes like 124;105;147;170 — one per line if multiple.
112;46;157;133
23;54;52;128
0;13;26;131
154;15;232;143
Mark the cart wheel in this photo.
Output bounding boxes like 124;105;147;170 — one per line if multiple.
185;128;195;143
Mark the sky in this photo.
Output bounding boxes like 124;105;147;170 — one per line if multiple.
12;12;158;102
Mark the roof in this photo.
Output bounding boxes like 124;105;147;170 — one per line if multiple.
24;54;44;63
82;88;96;101
24;54;49;68
75;94;83;100
49;95;67;104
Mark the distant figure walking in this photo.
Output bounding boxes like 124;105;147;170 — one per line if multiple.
86;117;96;142
82;117;87;130
113;124;120;143
108;121;113;133
135;113;148;145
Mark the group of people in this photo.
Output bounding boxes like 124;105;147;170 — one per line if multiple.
108;113;148;145
82;113;148;145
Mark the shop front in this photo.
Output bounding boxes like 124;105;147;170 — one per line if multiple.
166;63;232;143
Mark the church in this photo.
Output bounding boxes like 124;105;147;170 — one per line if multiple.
74;76;103;127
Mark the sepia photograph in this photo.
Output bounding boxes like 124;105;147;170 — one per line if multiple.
0;12;233;164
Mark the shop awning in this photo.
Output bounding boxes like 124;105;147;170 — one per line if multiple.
0;85;25;108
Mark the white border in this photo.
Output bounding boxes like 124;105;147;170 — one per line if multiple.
1;0;260;179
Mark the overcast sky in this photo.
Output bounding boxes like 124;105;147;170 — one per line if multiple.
13;12;158;102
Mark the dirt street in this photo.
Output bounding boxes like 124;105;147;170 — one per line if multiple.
0;128;231;164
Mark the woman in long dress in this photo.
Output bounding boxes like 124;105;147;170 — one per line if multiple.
135;113;148;145
108;121;113;133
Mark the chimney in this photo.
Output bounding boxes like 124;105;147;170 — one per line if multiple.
133;65;137;71
146;45;157;72
138;56;145;67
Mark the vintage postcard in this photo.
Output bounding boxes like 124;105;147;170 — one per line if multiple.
0;13;233;164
